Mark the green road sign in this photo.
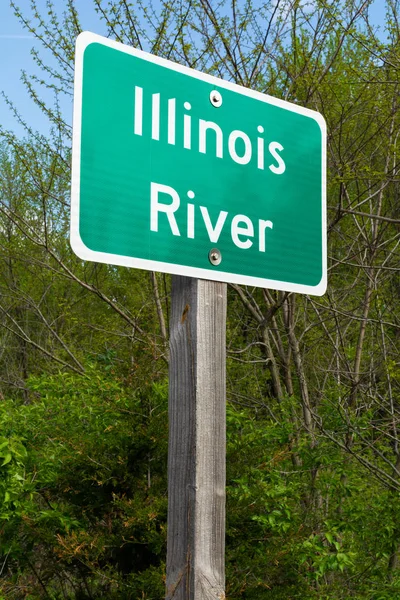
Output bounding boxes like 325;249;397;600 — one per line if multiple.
71;32;326;294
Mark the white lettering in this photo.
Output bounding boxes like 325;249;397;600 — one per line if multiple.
258;219;273;252
187;189;195;238
134;86;143;136
200;206;228;242
184;102;191;150
151;93;160;140
168;98;176;145
228;130;252;165
150;182;180;236
257;125;264;170
199;120;223;158
187;203;195;238
231;215;254;249
150;183;274;252
268;142;285;174
135;90;288;176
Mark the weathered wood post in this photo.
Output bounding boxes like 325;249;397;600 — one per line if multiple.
166;275;227;600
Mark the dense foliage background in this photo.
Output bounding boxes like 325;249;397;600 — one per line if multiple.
1;0;400;597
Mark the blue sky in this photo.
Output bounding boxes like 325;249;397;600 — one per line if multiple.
0;0;387;138
0;0;105;136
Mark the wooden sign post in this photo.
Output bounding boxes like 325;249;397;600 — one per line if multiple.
166;276;227;599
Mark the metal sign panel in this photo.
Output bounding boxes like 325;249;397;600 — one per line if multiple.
71;32;327;294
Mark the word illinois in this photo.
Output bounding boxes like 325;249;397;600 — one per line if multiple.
133;86;286;174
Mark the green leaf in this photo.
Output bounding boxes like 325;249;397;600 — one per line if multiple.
1;453;12;466
325;532;333;544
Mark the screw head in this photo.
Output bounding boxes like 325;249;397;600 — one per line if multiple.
210;90;222;107
209;248;222;265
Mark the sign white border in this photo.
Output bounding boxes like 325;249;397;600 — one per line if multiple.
71;31;327;295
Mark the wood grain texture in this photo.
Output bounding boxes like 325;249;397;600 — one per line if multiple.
166;276;227;600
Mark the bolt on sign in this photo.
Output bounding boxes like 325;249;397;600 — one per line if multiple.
71;32;327;295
